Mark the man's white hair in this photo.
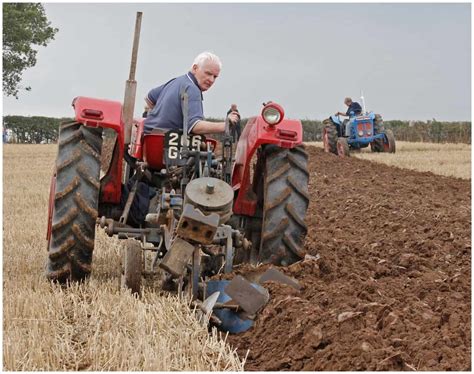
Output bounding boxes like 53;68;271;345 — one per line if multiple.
192;51;222;70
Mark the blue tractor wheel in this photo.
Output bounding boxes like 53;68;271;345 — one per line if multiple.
383;129;396;153
370;114;385;152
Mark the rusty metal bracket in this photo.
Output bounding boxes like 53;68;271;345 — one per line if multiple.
190;246;201;300
177;203;219;244
211;225;235;273
159;237;195;278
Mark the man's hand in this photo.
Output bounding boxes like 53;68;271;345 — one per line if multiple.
227;111;240;126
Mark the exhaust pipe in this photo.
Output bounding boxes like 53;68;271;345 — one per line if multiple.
123;11;143;145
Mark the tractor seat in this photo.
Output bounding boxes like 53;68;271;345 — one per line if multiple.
143;133;165;170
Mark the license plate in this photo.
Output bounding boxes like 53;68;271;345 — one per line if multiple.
164;130;203;161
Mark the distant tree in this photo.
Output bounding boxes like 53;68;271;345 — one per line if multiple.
3;3;58;98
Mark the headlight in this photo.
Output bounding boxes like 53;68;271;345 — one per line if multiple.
263;108;281;124
261;102;285;126
358;130;364;136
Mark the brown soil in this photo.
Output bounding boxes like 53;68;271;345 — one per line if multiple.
227;146;471;371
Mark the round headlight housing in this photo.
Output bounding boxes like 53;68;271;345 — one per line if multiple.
358;130;364;136
261;102;284;126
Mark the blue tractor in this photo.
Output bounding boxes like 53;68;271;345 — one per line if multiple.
322;112;395;157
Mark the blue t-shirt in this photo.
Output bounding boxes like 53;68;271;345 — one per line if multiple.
346;102;362;116
143;72;204;134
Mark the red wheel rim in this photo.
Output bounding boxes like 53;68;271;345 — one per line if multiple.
323;129;329;152
337;142;345;157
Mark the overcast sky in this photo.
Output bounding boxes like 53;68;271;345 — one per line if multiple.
2;2;471;121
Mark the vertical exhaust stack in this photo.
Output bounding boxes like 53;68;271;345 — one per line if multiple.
123;11;143;145
360;90;367;114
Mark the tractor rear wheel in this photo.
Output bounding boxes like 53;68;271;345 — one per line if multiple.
336;137;350;157
47;121;103;282
322;119;338;154
370;114;385;152
383;129;396;153
257;144;310;266
122;239;143;296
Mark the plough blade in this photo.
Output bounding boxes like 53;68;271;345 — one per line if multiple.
224;275;270;316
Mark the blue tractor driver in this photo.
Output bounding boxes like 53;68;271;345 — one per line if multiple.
335;97;362;136
143;51;239;135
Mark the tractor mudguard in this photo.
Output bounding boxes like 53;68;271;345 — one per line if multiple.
329;115;343;137
330;115;342;126
232;115;303;216
72;96;126;204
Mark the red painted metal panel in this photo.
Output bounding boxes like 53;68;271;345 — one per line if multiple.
72;96;125;204
143;134;166;170
232;114;303;216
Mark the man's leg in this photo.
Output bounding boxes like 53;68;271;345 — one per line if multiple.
343;119;350;137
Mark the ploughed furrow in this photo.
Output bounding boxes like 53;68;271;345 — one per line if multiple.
228;146;471;371
47;122;102;282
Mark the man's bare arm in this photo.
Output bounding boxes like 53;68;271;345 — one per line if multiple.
191;120;225;134
191;112;239;134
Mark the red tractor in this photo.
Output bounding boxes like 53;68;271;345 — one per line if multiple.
45;14;309;298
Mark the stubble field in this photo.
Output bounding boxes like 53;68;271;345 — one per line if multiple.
3;144;244;371
3;142;471;370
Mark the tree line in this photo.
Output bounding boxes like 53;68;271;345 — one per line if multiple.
3;115;71;144
3;115;471;144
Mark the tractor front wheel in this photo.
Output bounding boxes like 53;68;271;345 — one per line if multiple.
322;119;337;154
336;137;350;157
256;144;310;266
47;121;102;282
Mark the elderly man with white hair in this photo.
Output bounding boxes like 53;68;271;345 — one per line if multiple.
143;51;239;135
